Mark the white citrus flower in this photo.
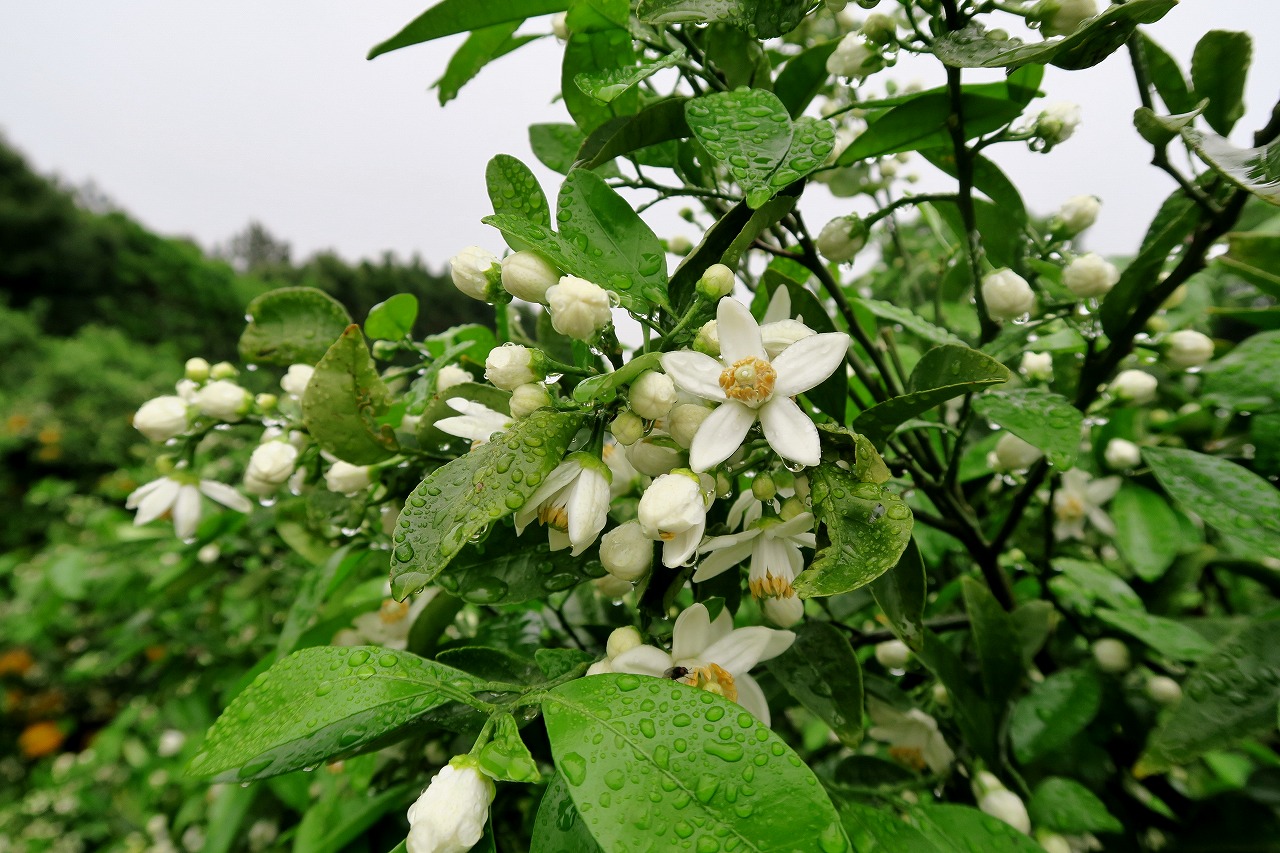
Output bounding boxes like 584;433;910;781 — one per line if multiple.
637;470;712;567
610;602;795;725
1103;438;1141;470
500;251;559;303
629;371;677;421
434;365;473;392
325;461;373;495
693;513;815;610
816;215;867;263
508;383;551;419
1053;469;1120;540
1020;351;1054;382
867;700;955;774
1038;0;1098;37
1063;253;1119;298
1092;637;1131;673
435;398;512;446
874;639;912;669
826;33;882;80
761;596;805;628
990;433;1043;472
280;364;314;397
345;593;434;650
449;246;500;302
134;396;190;442
598;521;653;582
1036;101;1082;146
1165;329;1214;370
484;345;543;390
126;475;252;540
176;378;200;402
758;287;817;359
977;785;1031;834
193;380;252;422
406;756;495;853
1057;194;1101;234
545;275;613;341
515;453;611;556
243;441;299;496
660;298;850;471
602;441;643;498
982;269;1035;321
1109;369;1158;404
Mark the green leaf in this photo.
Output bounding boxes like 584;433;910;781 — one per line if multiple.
837;92;1024;164
1138;617;1280;775
765;116;837;197
774;40;841;118
365;294;419;341
1100;188;1200;336
434;520;602;604
923;150;1027;226
530;123;590;175
973;388;1083;469
434;22;536;106
188;646;483;782
556;168;670;312
1096;608;1215;662
1191;30;1252;136
1219;231;1280;298
704;24;771;90
840;802;945;852
856;298;966;348
542;674;849;852
577;98;692;170
369;0;567;58
910;804;1047;852
487;155;552;234
795;464;913;598
390;409;585;600
636;0;812;38
869;539;927;647
562;28;637;134
1111;484;1181;581
293;783;417;853
1009;668;1102;764
1202;329;1280;410
479;712;541;783
1142;33;1197;115
238;286;352;367
1143;446;1280;555
301;325;398;465
962;576;1024;712
483;213;604;292
201;784;258;853
1179;128;1280;206
531;773;604;853
852;345;1011;446
1050;558;1142;614
685;89;794;209
1027;777;1122;835
575;51;684;103
766;620;864;747
913;631;996;763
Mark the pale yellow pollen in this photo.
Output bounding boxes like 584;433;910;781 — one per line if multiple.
750;572;795;601
679;663;738;703
539;503;569;530
888;745;927;771
719;356;776;405
378;599;410;625
659;530;676;541
1055;494;1086;522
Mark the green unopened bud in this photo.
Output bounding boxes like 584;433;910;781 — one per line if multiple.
610;411;645;446
679;207;696;222
510;383;552;419
752;472;777;501
184;357;211;382
697;263;736;300
371;339;398;360
668;236;692;256
861;13;896;45
693;321;720;357
210;361;238;380
715;472;733;498
254;393;278;412
779;496;806;521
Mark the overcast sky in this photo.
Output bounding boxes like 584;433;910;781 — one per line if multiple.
0;1;1275;267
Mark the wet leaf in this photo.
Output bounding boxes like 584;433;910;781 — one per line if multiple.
973;388;1083;469
302;325;398;465
1143;447;1280;555
767;620;864;747
238;286;351;367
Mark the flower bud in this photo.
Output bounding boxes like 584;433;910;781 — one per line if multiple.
693;321;720;357
405;756;495;853
629;371;677;421
992;433;1043;472
979;789;1031;834
982;269;1035;320
1145;674;1182;706
500;251;560;303
862;13;897;44
1063;253;1119;299
546;275;613;341
826;34;883;81
874;639;912;669
450;246;502;302
281;364;314;397
1164;329;1214;370
551;11;569;40
244;441;299;496
134;396;191;442
372;340;398;360
1035;0;1099;37
435;364;473;393
1036;832;1073;853
600;521;653;582
255;393;278;412
608;412;644;447
931;682;950;706
761;319;817;359
509;383;552;419
176;378;199;402
763;595;805;628
1036;101;1082;146
668;236;693;256
184;357;211;382
1056;194;1100;234
484;345;544;391
752;472;777;502
1104;438;1142;471
1020;351;1054;382
697;263;736;300
816;215;868;262
637;471;706;540
779;495;806;521
586;659;614;676
210;361;238;380
1092;637;1131;674
606;626;645;660
194;380;252;423
667;404;711;449
625;436;685;477
1109;369;1158;404
325;461;373;495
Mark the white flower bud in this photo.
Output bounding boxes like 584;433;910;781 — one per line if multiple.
1104;438;1142;471
761;319;817;359
816;216;867;262
134;396;190;442
325;461;373;496
176;378;199;402
763;595;805;628
606;626;645;660
406;757;495;853
194;380;252;423
693;320;720;357
982;269;1036;321
435;365;473;392
509;383;552;419
255;393;278;412
244;442;299;495
1145;674;1183;706
1063;253;1119;299
1092;637;1131;674
1036;101;1082;146
1110;369;1158;404
450;246;501;302
629;371;677;421
669;235;693;256
551;11;569;40
210;361;238;380
625;436;685;477
826;34;882;80
157;729;186;758
281;364;314;397
546;276;614;341
931;682;950;706
586;659;614;676
979;789;1031;834
484;345;543;390
599;521;653;582
500;251;560;303
697;263;736;299
1020;351;1054;382
594;573;634;599
668;404;712;449
1036;832;1073;853
196;544;221;564
874;639;912;669
184;358;211;382
1164;329;1214;370
1036;0;1099;37
992;433;1044;472
637;471;706;540
610;411;646;446
1056;194;1100;234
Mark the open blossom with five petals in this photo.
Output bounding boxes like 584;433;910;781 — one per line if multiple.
660;298;850;471
867;700;955;774
693;513;816;605
609;603;795;725
126;475;252;540
515;453;611;556
1053;468;1120;540
434;398;513;446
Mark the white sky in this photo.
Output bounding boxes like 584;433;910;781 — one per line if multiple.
0;1;1275;266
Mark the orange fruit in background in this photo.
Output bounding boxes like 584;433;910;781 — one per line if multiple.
19;721;64;759
0;648;34;677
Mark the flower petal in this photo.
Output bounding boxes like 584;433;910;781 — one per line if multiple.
660;351;727;402
671;603;714;662
770;511;814;540
172;485;202;539
725;491;757;531
662;521;704;568
1086;475;1122;505
734;674;771;726
759;397;820;467
689;402;756;472
199;480;252;513
771;332;850;397
567;469;610;555
716;298;765;364
611;645;674;678
698;529;761;553
761;287;792;325
126;477;168;510
702;626;795;674
691;540;755;582
134;479;179;525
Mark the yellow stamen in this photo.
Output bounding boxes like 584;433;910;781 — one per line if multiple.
539;504;569;530
750;572;795;600
888;745;927;771
719;357;777;406
379;599;410;625
679;663;738;703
